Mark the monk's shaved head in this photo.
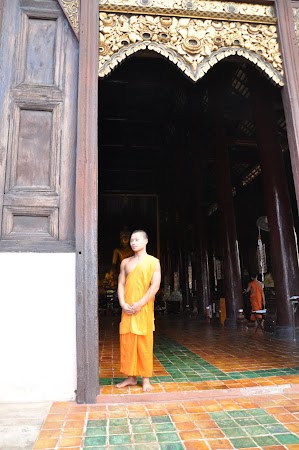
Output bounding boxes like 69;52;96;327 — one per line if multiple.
131;230;148;240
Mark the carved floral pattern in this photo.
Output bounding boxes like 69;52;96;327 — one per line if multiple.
99;0;276;24
59;0;79;36
293;7;299;45
99;13;283;85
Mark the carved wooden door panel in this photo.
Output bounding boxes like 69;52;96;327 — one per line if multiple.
0;0;78;251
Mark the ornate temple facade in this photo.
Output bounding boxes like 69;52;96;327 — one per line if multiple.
0;0;299;403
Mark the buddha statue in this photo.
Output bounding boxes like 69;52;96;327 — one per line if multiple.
100;229;135;291
112;229;134;268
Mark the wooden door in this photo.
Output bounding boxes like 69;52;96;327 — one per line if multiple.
0;0;78;251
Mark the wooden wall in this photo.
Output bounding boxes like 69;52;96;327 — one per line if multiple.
0;0;79;252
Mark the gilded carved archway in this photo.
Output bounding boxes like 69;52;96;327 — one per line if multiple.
58;1;284;86
99;1;284;86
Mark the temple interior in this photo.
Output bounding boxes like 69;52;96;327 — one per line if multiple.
98;52;299;328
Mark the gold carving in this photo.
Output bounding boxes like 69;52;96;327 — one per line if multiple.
99;13;283;85
293;7;299;45
99;0;276;24
59;0;79;36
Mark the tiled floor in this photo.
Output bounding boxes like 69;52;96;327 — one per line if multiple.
33;315;299;450
99;316;299;395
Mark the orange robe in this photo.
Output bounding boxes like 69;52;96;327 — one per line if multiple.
119;254;159;377
248;279;263;321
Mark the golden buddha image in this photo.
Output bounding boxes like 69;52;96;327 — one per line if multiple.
100;229;134;290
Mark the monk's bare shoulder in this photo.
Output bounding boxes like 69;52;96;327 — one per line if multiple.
121;256;135;274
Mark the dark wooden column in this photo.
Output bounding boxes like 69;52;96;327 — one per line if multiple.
192;156;211;315
275;0;299;212
76;0;99;403
209;71;244;328
248;68;299;339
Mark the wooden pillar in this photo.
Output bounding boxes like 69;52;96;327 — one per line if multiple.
209;71;244;328
192;156;211;315
248;68;299;340
76;0;99;403
275;0;299;212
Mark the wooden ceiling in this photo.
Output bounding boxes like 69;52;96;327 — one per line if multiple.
98;52;287;208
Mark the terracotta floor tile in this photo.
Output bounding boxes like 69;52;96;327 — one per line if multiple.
58;437;83;447
56;447;81;450
275;414;298;423
195;420;219;429
38;430;61;439
175;421;198;431
148;408;167;416
208;438;234;449
33;438;58;449
65;413;86;420
63;420;85;429
87;411;108;419
201;428;225;439
179;430;203;440
183;441;210;449
170;413;191;422
263;447;288;450
60;428;84;438
42;421;64;430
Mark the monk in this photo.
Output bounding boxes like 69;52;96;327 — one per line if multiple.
116;230;161;392
246;274;265;322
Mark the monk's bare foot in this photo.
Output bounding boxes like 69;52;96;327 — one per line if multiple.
116;376;137;388
142;377;153;392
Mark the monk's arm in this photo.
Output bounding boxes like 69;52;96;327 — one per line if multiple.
118;260;134;314
132;262;161;312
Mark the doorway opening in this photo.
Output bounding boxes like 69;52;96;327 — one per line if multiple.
97;52;299;387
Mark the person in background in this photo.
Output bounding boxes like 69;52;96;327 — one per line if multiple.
246;273;265;323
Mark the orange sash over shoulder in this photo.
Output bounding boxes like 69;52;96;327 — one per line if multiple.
119;254;159;336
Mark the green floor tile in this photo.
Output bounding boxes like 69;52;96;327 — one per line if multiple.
216;419;239;427
131;424;153;433
84;436;106;447
228;410;251;418
109;446;133;450
159;443;184;450
210;412;231;420
152;422;175;431
222;427;248;438
87;419;107;427
243;425;267;436
248;409;267;417
253;435;280;446
235;418;259;427
275;433;299;444
130;417;151;425
109;425;130;434
133;432;157;443
230;437;256;448
83;447;106;450
109;418;129;426
99;377;112;385
109;434;132;445
255;415;278;425
151;415;172;423
265;424;289;434
134;444;160;450
86;427;107;436
156;432;181;442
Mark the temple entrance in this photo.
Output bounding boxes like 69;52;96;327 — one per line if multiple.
98;52;299;341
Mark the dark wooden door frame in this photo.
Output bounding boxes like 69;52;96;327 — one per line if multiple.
276;0;299;212
75;0;99;404
74;0;299;403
